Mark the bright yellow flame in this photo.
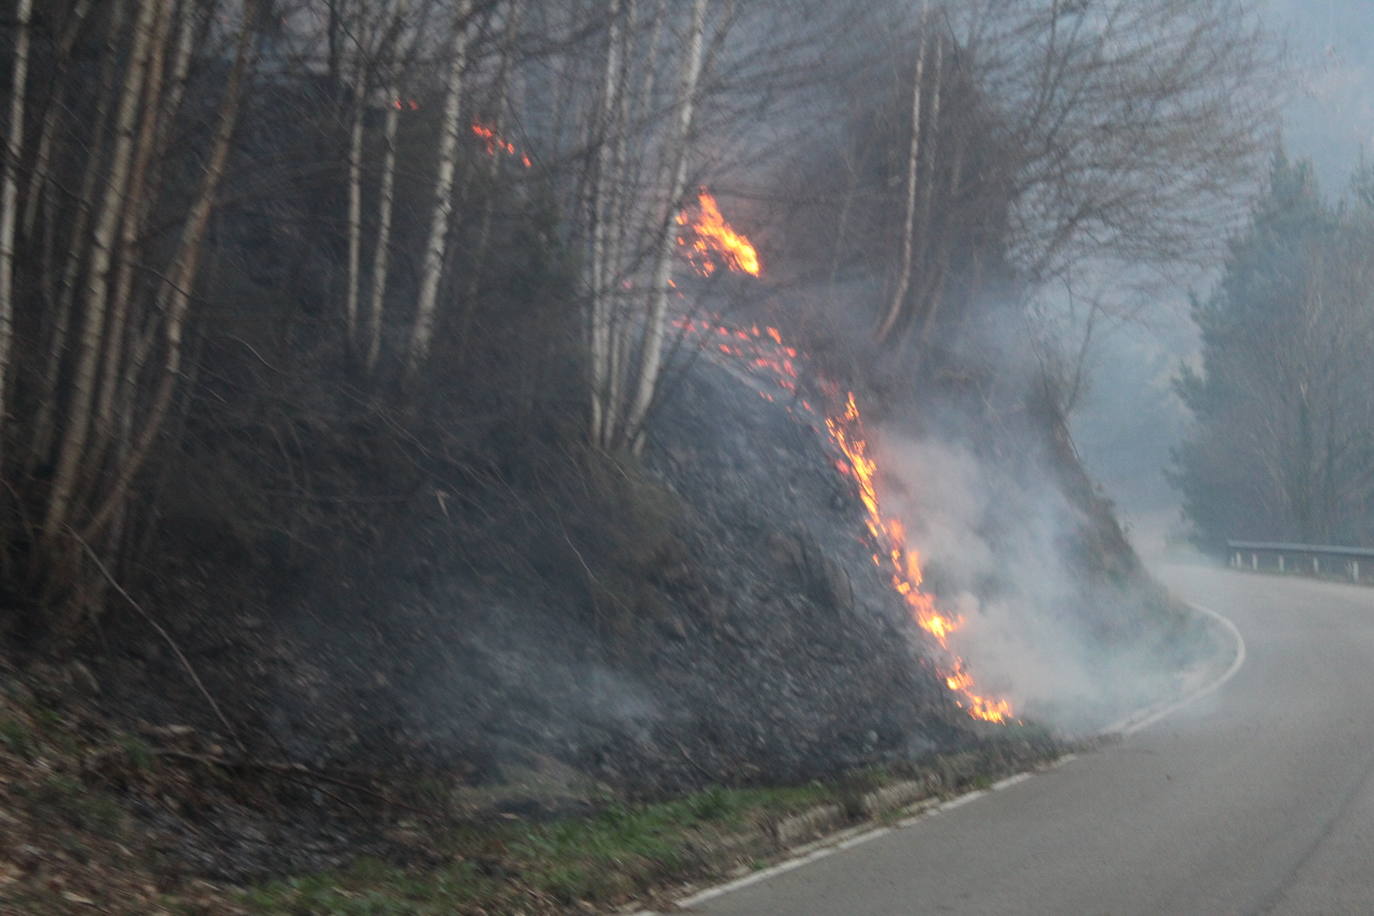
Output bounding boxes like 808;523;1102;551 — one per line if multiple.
677;190;761;277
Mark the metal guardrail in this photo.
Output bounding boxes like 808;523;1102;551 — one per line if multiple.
1226;540;1374;583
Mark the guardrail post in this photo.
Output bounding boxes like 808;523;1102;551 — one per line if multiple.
1352;560;1360;583
1278;555;1285;572
1251;553;1258;570
1232;551;1241;568
1313;556;1320;575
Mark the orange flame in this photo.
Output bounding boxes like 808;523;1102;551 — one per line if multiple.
675;318;1014;724
825;392;1012;723
676;190;761;278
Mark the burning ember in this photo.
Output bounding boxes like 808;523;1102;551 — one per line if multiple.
676;189;761;278
675;318;1013;724
472;122;533;168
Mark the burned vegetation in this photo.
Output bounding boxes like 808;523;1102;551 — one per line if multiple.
0;0;1273;906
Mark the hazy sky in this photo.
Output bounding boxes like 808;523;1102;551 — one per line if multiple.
1263;0;1374;191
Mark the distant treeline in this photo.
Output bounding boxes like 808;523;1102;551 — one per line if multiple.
1174;153;1374;549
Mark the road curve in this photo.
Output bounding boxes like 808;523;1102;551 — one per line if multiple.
679;565;1374;915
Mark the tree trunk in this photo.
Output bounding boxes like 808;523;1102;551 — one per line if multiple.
405;0;473;377
42;0;164;544
81;0;258;542
0;0;35;460
623;0;708;452
344;73;367;354
459;0;524;359
876;11;929;345
94;0;176;457
20;0;94;240
587;0;624;445
27;1;129;473
364;0;413;373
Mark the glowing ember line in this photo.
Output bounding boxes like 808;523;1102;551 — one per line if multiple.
825;392;1012;723
675;317;1014;724
471;122;532;168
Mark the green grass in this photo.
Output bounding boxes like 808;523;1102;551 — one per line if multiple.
242;782;835;914
241;730;1066;914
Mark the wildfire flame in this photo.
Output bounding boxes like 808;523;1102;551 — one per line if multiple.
471;122;532;168
825;393;1013;723
675;316;1014;725
676;190;761;278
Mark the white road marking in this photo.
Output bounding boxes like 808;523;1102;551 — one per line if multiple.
1106;602;1248;736
654;602;1247;913
664;763;1060;912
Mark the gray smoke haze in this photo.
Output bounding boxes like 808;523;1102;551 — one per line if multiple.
873;430;1189;732
1070;0;1374;561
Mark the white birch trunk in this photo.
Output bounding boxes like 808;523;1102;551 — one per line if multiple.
95;0;175;451
587;0;623;445
83;0;257;540
877;12;929;344
0;0;35;453
20;0;93;239
623;0;707;452
405;0;472;377
344;4;369;354
604;0;665;448
601;0;637;442
364;7;409;373
460;0;523;357
917;37;955;352
365;0;416;372
43;0;163;542
28;1;128;470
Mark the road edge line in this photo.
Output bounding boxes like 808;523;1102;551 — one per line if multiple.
656;754;1079;913
648;606;1245;912
1106;601;1247;737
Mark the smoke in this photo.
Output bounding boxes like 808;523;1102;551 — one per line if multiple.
875;429;1194;732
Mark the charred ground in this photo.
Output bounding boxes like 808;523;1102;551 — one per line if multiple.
0;3;1254;908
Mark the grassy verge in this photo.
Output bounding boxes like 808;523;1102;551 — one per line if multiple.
0;664;1065;915
242;727;1063;915
243;785;829;915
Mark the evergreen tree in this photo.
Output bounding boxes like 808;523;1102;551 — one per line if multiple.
1174;152;1374;547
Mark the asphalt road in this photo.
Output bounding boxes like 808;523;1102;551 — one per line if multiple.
679;565;1374;915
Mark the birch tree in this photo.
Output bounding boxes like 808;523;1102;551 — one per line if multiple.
41;0;166;543
405;0;473;376
876;6;931;345
0;0;34;450
620;0;707;453
365;0;414;372
579;0;721;453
